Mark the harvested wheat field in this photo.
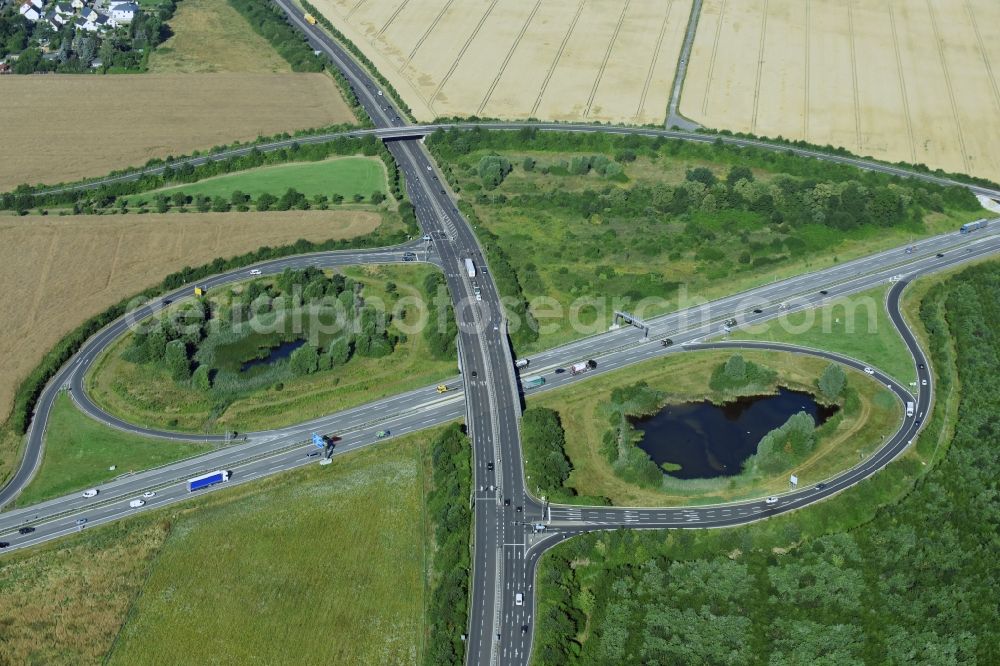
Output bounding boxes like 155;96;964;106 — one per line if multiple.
0;210;381;424
0;73;355;191
681;0;1000;182
309;0;692;124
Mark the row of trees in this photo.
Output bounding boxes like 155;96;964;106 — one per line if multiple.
532;259;1000;664
423;424;472;666
127;187;384;215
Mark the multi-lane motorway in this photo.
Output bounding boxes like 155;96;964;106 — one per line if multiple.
3;3;1000;664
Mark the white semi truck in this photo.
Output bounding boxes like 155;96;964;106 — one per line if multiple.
465;258;476;278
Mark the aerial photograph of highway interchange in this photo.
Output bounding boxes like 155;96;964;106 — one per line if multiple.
1;0;998;664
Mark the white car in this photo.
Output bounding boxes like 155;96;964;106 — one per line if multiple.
82;488;99;498
142;491;156;498
249;269;262;276
515;593;524;606
863;367;875;375
128;499;145;509
921;378;928;386
426;165;432;171
765;496;779;505
377;90;383;96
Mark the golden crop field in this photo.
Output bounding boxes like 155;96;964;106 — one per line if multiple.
0;73;355;191
0;210;380;426
681;0;1000;182
309;0;693;124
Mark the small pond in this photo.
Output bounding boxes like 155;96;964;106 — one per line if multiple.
239;339;306;373
631;388;838;479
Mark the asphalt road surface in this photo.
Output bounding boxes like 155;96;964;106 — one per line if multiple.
3;3;999;663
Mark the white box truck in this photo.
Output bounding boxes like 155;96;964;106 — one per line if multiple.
906;401;915;417
465;258;476;278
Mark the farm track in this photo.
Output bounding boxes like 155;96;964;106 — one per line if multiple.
700;0;726;116
430;0;499;105
583;0;631;118
963;0;1000;112
530;0;586;118
888;5;917;163
924;0;971;175
634;0;674;122
346;0;365;20
847;1;862;150
476;0;542;116
375;0;409;38
750;0;769;134
405;0;453;64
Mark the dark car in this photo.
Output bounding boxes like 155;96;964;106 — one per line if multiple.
816;483;827;490
504;498;511;507
306;451;320;457
522;625;529;634
661;338;673;347
554;368;566;374
936;253;944;258
516;506;522;513
819;289;829;295
18;527;34;535
471;370;478;378
753;308;763;314
918;363;925;370
487;461;494;471
0;542;9;548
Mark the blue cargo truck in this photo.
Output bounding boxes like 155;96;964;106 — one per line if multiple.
960;219;988;234
188;470;231;492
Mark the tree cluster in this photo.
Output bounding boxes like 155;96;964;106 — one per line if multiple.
708;354;777;391
521;408;572;496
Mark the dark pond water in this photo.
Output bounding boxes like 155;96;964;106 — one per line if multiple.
632;388;838;480
239;339;306;373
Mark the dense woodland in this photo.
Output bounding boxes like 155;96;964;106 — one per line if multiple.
533;261;1000;665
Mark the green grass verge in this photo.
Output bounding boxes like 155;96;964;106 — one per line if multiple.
527;349;900;506
124;157;387;206
85;264;457;433
1;429;439;665
728;284;917;384
15;394;212;507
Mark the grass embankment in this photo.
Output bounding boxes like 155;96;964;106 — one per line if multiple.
532;260;1000;666
86;265;457;433
729;284;917;384
1;431;437;665
15;394;212;507
149;0;291;73
427;130;987;353
122;157;388;208
529;350;899;506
